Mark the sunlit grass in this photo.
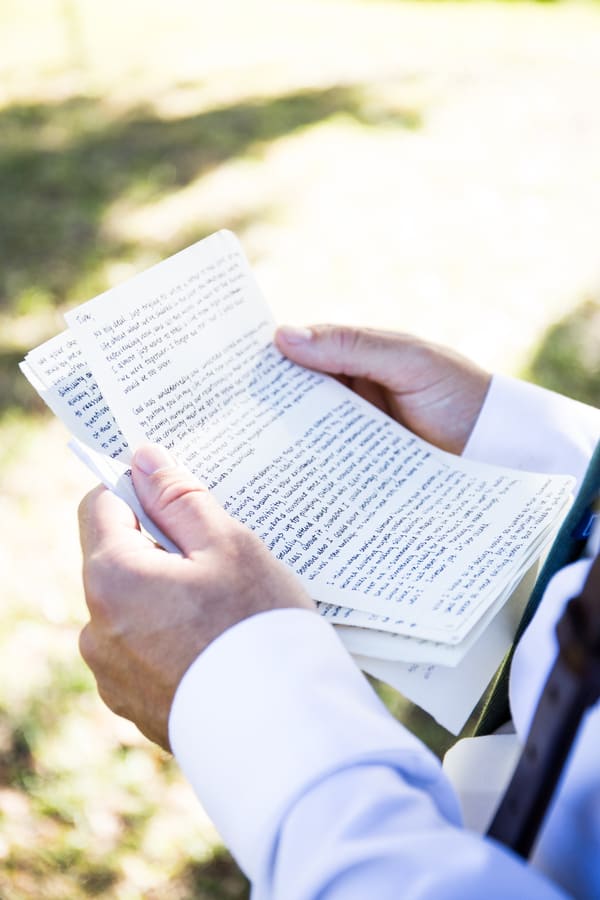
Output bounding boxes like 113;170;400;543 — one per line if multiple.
2;0;600;895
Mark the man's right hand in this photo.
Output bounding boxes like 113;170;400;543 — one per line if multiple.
275;325;492;455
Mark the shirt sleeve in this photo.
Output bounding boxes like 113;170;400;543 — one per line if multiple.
463;373;600;488
168;376;599;898
169;609;564;898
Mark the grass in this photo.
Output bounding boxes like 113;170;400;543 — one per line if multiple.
524;298;600;406
0;88;418;316
0;87;418;419
1;0;600;896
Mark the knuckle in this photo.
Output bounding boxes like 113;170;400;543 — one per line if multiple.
77;485;104;526
82;555;104;605
78;624;96;667
81;553;120;624
331;325;361;363
77;494;89;524
97;681;122;716
151;472;208;516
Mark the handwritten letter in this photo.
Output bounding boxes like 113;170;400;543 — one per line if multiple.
65;230;573;645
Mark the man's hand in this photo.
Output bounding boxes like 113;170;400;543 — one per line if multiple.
78;444;314;750
276;325;491;455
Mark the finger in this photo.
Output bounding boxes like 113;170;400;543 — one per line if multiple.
132;444;224;557
275;324;414;389
78;485;149;560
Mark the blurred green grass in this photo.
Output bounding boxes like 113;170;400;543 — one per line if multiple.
524;299;600;406
0;89;419;316
1;0;599;896
0;87;419;421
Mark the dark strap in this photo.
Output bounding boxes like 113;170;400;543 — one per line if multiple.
486;552;600;857
473;439;600;736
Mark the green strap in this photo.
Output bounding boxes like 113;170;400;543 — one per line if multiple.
473;440;600;737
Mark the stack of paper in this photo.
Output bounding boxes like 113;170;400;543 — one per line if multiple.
21;231;573;733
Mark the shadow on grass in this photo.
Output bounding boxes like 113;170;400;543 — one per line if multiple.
523;297;600;406
1;84;420;417
151;847;250;900
2;845;249;900
0;349;48;419
0;653;248;899
1;86;419;315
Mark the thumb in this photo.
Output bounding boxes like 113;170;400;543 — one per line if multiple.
132;444;220;556
275;324;409;389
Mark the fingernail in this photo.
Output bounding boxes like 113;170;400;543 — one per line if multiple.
277;325;313;345
134;443;176;475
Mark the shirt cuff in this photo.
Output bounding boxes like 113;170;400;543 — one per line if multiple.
168;608;453;879
463;374;600;489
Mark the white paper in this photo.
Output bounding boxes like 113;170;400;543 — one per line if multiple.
20;229;578;729
61;231;573;645
354;562;538;734
331;585;513;667
21;331;130;465
442;734;521;832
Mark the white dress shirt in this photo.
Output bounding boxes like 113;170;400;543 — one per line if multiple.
169;375;600;899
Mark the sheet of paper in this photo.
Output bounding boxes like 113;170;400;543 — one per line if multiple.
329;585;511;667
21;331;130;465
442;734;521;833
20;332;180;551
63;230;573;644
354;562;537;734
324;552;545;666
